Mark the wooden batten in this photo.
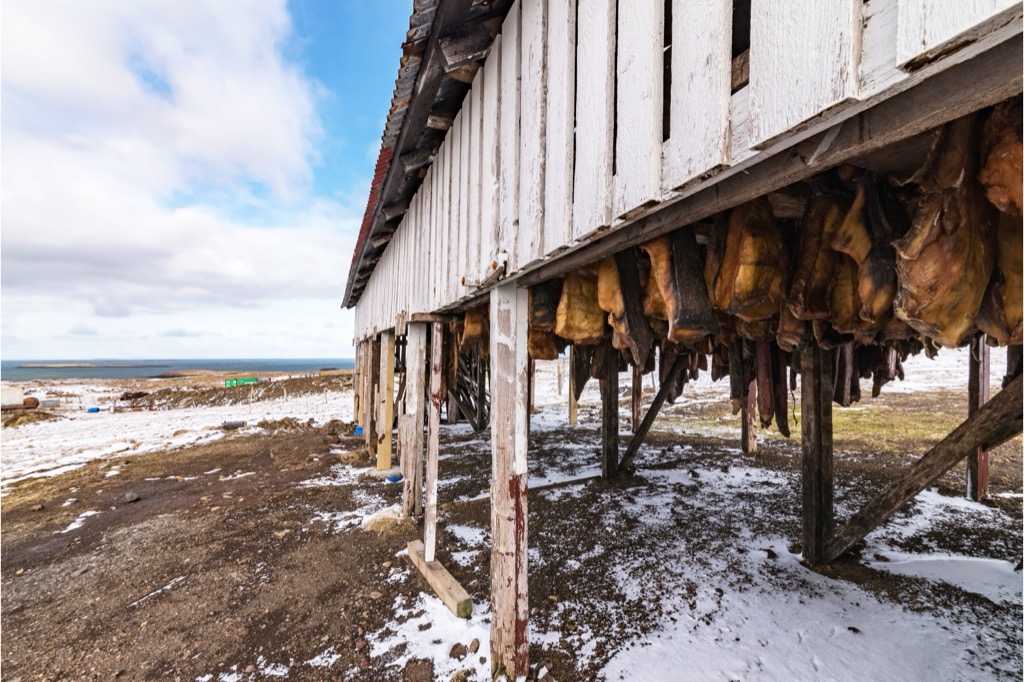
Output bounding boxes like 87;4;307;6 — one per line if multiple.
801;346;834;565
966;335;991;501
489;283;530;679
407;539;472;618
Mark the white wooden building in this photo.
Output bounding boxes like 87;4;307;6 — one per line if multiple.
343;1;1023;677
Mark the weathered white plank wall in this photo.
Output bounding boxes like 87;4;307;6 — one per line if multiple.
748;0;862;148
662;0;733;191
572;0;615;242
613;0;664;219
351;0;1023;342
543;0;575;258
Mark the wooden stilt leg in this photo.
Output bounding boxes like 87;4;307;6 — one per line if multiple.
631;364;643;433
489;284;530;679
801;345;834;565
401;324;428;518
619;355;687;473
741;376;757;454
353;341;363;422
377;331;396;470
366;336;381;448
568;349;578;426
601;343;619;479
967;335;991;501
424;322;444;561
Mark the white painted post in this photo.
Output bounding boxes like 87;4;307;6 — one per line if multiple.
424;322;444;562
377;331;396;470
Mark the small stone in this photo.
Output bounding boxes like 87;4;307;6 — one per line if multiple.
382;561;392;568
123;492;141;504
209;506;222;512
547;595;558;602
873;553;890;562
468;638;479;654
765;548;778;560
355;640;368;650
15;568;24;575
358;657;370;670
245;665;256;673
848;626;861;634
72;566;89;577
369;591;383;600
274;530;291;539
449;643;468;660
479;656;486;665
30;504;44;512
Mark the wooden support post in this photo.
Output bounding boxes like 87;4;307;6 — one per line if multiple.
828;375;1023;562
377;331;396;471
489;283;530;680
631;364;643;433
353;341;363;421
619;354;687;473
967;335;991;501
568;350;578;425
801;346;834;565
365;336;381;448
401;324;428;518
741;376;757;454
425;322;444;561
601;343;619;479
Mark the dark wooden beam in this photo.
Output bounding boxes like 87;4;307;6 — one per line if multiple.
426;111;456;130
600;343;619;479
439;24;495;71
802;345;834;565
382;198;412;221
613;248;655;368
967;335;991;501
400;146;437;174
827;374;1023;563
741;376;757;454
631;365;643;433
618;354;688;473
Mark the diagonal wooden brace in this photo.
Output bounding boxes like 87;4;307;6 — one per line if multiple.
618;354;688;474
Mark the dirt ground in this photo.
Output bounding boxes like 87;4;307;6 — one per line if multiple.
1;377;1021;681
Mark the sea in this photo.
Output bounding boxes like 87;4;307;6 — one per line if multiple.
0;358;354;382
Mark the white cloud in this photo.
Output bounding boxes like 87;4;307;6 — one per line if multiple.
1;0;360;359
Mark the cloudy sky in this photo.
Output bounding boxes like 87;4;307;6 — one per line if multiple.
2;0;409;359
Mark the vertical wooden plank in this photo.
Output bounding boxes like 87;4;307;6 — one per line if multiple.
519;0;547;267
366;335;381;448
378;331;396;470
897;0;1019;68
663;0;732;191
614;0;664;218
425;322;444;561
568;349;578;425
543;0;576;257
480;34;502;282
967;335;991;501
499;1;522;273
402;323;428;517
748;0;861;148
353;341;363;423
458;104;470;299
601;343;619;478
431;150;441;311
801;345;834;565
468;73;483;285
572;0;616;240
451;110;464;305
741;378;758;454
631;364;643;433
489;282;529;679
440;139;451;307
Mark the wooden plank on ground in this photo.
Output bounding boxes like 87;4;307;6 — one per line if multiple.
801;345;834;565
572;0;615;241
614;0;663;218
425;322;445;560
407;540;472;618
489;282;530;679
518;0;547;266
828;374;1023;562
663;0;732;191
543;0;575;257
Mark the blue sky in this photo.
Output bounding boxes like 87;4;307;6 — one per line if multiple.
1;0;411;359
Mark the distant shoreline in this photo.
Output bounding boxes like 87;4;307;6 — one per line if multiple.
18;363;171;369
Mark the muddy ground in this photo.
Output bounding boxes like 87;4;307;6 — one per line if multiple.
1;378;1021;681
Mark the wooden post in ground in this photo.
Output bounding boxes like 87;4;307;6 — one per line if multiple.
424;322;444;561
741;376;757;454
801;345;834;565
967;334;991;501
365;336;381;448
601;343;619;479
631;364;643;433
377;331;396;470
568;349;578;425
401;324;428;518
489;283;530;680
353;341;363;422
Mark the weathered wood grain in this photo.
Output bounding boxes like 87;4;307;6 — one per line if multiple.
407;540;473;618
519;0;547;266
967;335;991;501
897;0;1020;69
601;342;619;479
543;0;575;257
499;1;522;274
480;34;502;282
802;345;834;565
425;322;444;561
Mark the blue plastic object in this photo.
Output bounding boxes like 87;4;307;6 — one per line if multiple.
354;425;364;436
86;406;100;413
385;474;403;483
